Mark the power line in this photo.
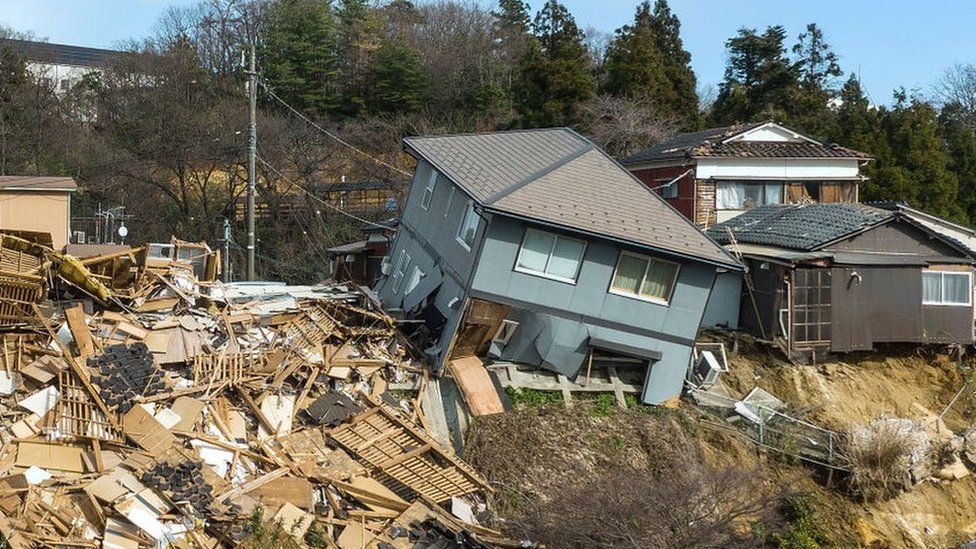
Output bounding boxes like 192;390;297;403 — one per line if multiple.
255;155;394;230
258;81;412;177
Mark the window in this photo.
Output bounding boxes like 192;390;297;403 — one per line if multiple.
922;270;972;306
492;320;519;346
390;250;411;293
444;187;455;218
456;201;479;250
420;170;436;210
515;228;586;283
610;252;680;303
659;180;678;199
404;266;423;294
715;181;783;210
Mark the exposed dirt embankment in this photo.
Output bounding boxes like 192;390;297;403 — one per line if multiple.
466;340;976;548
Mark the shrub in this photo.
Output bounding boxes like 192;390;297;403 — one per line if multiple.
843;419;917;501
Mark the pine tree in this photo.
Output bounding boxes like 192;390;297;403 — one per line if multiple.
792;23;842;91
711;25;799;124
514;0;595;127
368;39;427;115
941;102;976;224
649;0;699;126
336;0;384;116
602;1;698;128
878;91;964;221
261;0;342;117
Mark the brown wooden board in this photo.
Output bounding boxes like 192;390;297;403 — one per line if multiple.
448;356;504;416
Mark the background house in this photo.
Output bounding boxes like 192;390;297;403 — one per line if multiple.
0;176;77;249
326;218;397;287
708;203;976;361
621;122;872;228
0;38;121;94
375;128;741;405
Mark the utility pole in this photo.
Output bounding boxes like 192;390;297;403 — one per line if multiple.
222;218;231;282
246;43;257;280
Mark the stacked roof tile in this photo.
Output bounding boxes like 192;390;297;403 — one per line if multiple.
708;203;895;251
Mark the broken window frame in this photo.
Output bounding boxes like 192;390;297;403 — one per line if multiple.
390;250;411;294
609;251;680;305
514;227;586;284
444;186;455;218
420;170;437;211
922;269;972;306
456;200;479;251
492;319;519;346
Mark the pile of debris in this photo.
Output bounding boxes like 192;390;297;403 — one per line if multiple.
0;233;526;548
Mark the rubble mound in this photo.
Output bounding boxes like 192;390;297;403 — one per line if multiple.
0;235;522;548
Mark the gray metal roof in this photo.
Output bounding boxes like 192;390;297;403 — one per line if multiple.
708;203;895;251
0;175;77;191
404;128;740;268
0;38;122;68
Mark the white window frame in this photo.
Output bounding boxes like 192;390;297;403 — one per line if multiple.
390;250;411;294
513;227;587;284
456;200;479;251
922;269;972;306
420;170;436;211
444;186;455;218
492;319;519;346
608;251;680;305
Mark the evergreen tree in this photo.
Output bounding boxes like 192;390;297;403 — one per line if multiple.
877;91;963;221
514;0;595;127
831;75;888;190
602;1;698;127
261;0;342;117
368;38;427;115
787;23;843;138
649;0;698;126
711;25;799;124
940;102;976;223
336;0;383;116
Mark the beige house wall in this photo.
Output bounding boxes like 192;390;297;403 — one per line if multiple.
0;191;71;249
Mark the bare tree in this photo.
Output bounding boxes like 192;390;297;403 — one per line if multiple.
935;63;976;125
580;94;678;157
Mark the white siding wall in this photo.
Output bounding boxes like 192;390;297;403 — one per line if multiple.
695;158;862;180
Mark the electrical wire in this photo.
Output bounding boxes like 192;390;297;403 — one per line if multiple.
255;155;394;230
258;80;412;177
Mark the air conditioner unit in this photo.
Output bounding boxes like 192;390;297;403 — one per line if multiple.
72;231;86;243
380;256;391;275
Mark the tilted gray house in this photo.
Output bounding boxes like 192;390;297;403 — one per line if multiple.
375;128;742;404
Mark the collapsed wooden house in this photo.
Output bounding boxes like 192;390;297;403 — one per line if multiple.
708;202;976;361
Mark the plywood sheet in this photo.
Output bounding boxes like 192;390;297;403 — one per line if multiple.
448;356;504;416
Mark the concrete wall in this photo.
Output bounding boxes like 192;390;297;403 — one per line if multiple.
470;215;718;404
0;191;71;249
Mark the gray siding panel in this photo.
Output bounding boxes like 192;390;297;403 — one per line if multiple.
702;271;742;329
471;215;717;403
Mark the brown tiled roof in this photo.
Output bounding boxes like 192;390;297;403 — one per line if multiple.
0;176;77;191
620;122;870;164
404;128;740;269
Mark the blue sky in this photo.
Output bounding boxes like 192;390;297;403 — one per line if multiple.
2;0;976;105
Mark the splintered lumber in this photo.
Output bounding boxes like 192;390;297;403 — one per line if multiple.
0;274;44;325
65;305;95;359
329;405;491;504
448;356;504;416
192;352;265;386
56;370;125;443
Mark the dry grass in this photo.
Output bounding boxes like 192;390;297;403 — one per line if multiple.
843;420;917;502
